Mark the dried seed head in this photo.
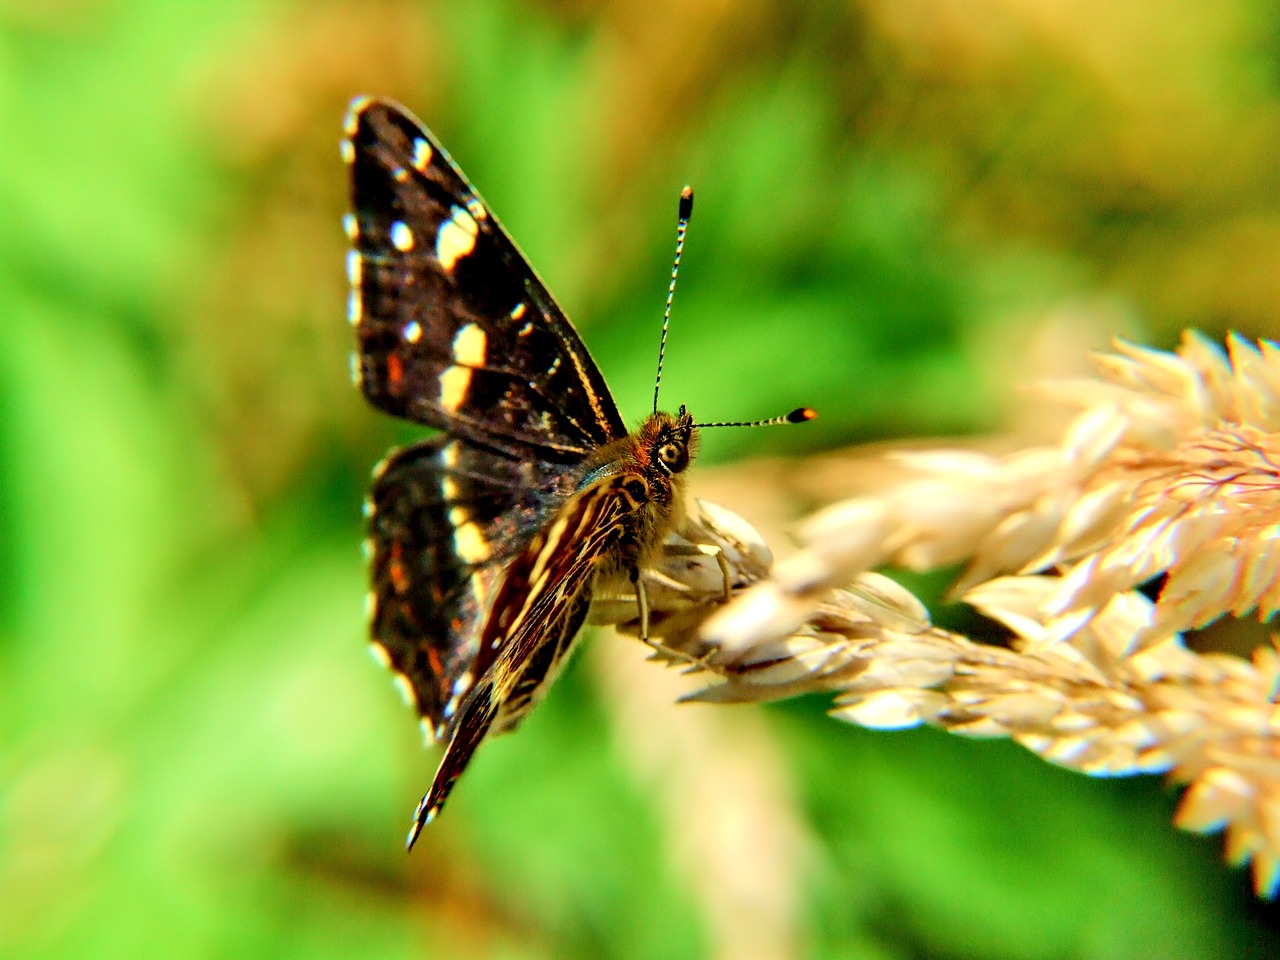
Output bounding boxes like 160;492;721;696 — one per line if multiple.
599;333;1280;900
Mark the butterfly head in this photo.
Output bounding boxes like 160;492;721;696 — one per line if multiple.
637;404;696;478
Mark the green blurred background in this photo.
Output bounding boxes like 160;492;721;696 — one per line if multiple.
4;1;1280;957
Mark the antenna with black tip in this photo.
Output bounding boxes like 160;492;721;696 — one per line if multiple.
653;186;694;414
693;408;817;429
651;185;816;431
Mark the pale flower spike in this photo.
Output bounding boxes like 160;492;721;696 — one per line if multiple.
590;332;1280;900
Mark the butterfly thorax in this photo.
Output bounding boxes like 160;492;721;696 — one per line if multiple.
577;406;698;581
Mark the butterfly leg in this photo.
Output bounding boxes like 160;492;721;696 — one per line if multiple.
631;565;695;660
627;565;719;674
700;542;733;603
629;566;652;644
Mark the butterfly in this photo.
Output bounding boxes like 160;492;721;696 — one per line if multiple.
343;96;810;850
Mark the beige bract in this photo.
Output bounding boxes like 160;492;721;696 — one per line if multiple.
592;332;1280;900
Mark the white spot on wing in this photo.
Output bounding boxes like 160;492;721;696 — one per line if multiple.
452;323;487;366
343;213;357;239
404;320;422;344
465;197;487;220
454;521;491;563
392;672;418;709
369;642;392;668
347;250;362;286
393;167;409;183
438;366;471;412
510;302;527;320
349;353;362;388
448;505;469;526
441;441;460;469
340;139;355;163
437;323;487;411
348;289;361;326
412;138;433;171
443;670;475;718
436;205;479;271
344;97;369;135
390;221;414;252
441;476;460;501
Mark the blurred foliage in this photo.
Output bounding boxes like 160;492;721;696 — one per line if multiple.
3;0;1280;957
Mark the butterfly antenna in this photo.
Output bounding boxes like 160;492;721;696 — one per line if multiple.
654;186;694;414
693;408;817;429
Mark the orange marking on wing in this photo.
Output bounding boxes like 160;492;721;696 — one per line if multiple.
388;542;410;593
387;352;404;387
389;562;408;593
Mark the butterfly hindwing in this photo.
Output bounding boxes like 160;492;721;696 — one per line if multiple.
366;435;579;738
345;97;627;459
405;475;633;845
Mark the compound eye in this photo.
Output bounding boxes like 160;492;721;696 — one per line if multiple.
658;442;681;466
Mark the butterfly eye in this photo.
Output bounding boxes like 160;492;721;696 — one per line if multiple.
657;442;684;470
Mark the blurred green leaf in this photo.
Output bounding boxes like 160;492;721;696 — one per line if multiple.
4;1;1279;957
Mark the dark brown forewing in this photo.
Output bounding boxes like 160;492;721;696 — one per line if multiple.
366;435;578;739
345;97;626;460
404;476;631;847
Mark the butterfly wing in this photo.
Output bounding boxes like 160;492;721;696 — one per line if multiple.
404;475;634;849
366;436;578;739
345;96;627;460
346;96;646;842
347;96;632;740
